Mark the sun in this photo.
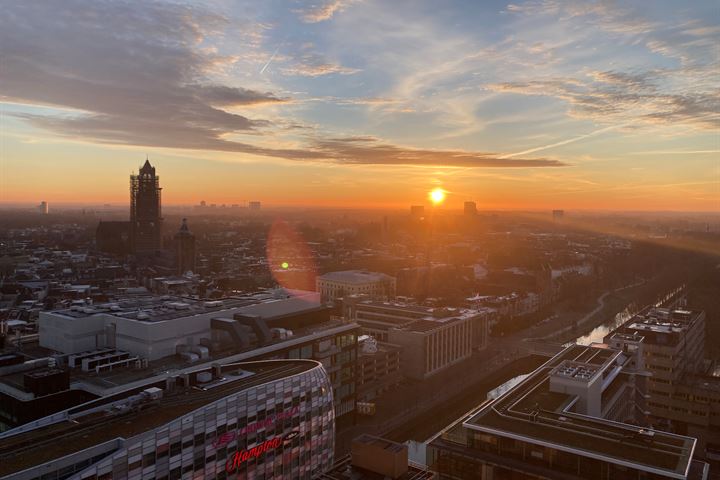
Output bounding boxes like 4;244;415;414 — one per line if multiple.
429;188;446;205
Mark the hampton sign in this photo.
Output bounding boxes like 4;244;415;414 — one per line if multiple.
225;431;300;473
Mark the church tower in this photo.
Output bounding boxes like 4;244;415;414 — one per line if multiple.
175;218;196;274
130;158;163;253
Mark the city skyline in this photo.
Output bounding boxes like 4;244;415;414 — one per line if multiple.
1;0;719;211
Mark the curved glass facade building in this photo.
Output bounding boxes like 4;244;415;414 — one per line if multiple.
0;360;335;480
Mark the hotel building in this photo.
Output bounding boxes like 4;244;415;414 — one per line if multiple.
0;359;334;480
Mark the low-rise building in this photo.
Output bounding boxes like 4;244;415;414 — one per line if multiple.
428;343;710;479
344;298;489;352
356;336;402;402
319;434;436;480
388;318;472;381
4;292;359;428
317;271;396;303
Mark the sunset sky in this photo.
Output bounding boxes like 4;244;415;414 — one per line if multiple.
1;0;718;210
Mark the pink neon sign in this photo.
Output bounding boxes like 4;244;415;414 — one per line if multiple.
212;406;299;449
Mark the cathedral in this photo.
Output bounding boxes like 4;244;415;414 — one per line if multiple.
96;158;163;255
130;158;163;253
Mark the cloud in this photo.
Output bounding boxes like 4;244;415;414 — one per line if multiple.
191;85;284;106
490;70;720;131
495;1;720;132
0;0;286;151
296;0;350;23
0;0;568;170
327;97;416;113
506;1;658;35
628;150;720;155
282;54;360;76
310;136;568;168
506;1;719;68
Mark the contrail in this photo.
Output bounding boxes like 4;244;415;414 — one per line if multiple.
499;124;624;159
260;46;281;74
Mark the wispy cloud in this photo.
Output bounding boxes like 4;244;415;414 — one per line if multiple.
0;0;289;148
628;150;720;155
296;0;351;23
311;136;568;168
490;72;720;131
281;53;360;76
0;0;574;172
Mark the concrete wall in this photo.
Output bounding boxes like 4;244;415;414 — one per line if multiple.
39;312;108;354
388;319;472;380
39;307;257;361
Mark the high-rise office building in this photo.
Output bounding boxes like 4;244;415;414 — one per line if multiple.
552;209;565;220
38;201;49;215
130;158;162;253
249;201;261;211
611;307;720;462
174;218;196;274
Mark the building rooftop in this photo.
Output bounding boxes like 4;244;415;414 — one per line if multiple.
463;344;697;479
355;300;430;315
318;270;394;285
625;307;702;331
614;307;704;346
401;318;464;334
48;295;261;322
316;455;435;480
317;455;435;480
354;300;486;323
233;292;322;319
0;317;356;400
45;290;323;324
550;361;601;383
0;360;319;477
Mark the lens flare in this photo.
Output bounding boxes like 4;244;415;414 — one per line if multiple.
266;219;317;295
